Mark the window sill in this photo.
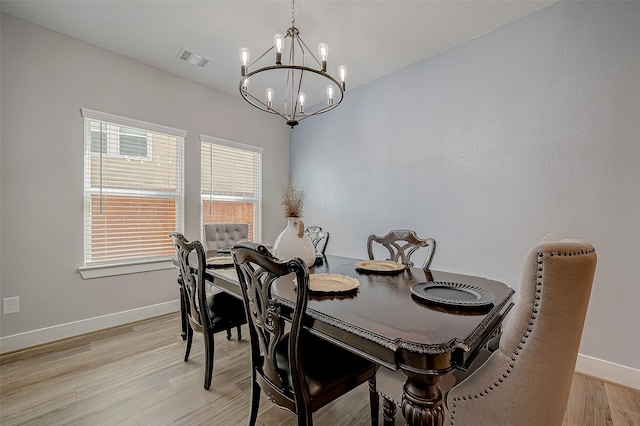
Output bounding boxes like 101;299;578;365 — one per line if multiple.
79;258;176;279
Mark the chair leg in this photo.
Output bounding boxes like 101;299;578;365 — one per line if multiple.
178;276;188;340
203;332;214;390
248;372;261;426
237;324;242;340
301;411;313;426
382;396;396;426
226;328;232;340
369;376;379;426
184;325;193;362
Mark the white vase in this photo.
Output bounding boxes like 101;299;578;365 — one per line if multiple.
272;217;316;267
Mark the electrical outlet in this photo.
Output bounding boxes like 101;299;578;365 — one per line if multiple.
3;297;20;314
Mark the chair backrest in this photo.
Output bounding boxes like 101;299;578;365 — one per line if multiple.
367;229;436;270
446;236;597;426
203;223;249;253
305;226;330;256
170;232;210;333
232;241;310;414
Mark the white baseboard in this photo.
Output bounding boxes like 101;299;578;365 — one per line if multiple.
575;353;640;390
0;300;180;354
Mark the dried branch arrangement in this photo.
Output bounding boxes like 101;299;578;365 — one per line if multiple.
281;185;306;218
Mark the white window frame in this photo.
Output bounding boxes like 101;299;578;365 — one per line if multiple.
200;135;263;243
79;108;186;279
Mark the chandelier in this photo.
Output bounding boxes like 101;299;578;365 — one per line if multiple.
239;0;347;128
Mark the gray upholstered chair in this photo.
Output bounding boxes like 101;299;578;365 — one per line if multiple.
445;236;597;425
375;236;597;426
367;229;436;270
203;223;249;255
304;226;330;257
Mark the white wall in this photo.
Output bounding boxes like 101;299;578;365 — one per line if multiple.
291;1;640;379
0;14;289;347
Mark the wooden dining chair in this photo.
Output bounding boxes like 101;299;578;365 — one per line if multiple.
170;232;247;390
304;225;330;257
232;241;379;426
444;236;597;425
367;229;436;270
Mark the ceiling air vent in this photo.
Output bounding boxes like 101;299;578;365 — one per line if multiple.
177;48;212;68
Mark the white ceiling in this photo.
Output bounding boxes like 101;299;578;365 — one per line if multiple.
1;0;554;103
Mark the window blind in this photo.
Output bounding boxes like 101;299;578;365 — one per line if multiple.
82;108;185;266
200;135;263;243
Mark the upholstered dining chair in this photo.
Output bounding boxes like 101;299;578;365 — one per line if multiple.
375;236;597;426
367;229;436;270
203;223;249;255
304;225;330;257
170;232;247;390
445;236;597;425
232;241;379;426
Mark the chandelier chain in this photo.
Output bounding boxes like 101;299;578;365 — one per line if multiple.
291;0;295;26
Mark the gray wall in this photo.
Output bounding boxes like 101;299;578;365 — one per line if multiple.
0;14;289;339
291;1;640;372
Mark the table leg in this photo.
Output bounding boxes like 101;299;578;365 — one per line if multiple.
178;274;187;340
400;371;446;426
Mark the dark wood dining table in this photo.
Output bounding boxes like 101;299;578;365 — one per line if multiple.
202;254;514;426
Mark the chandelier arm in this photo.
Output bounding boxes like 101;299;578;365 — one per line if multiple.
296;34;322;68
295;81;345;121
248;46;274;69
291;31;307;66
291;68;305;121
240;88;291;121
285;65;292;118
291;34;304;121
287;28;296;63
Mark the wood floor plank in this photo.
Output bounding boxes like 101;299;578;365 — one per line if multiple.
0;363;15;386
0;387;78;425
606;382;640;414
563;373;613;426
605;382;640;426
1;313;638;426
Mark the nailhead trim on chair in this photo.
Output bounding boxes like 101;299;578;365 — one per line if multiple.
448;247;595;425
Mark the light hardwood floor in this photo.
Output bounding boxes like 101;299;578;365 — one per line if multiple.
1;313;638;425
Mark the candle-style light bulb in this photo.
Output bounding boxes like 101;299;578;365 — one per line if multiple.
273;34;284;65
326;84;335;106
298;92;305;114
266;88;274;108
239;47;250;76
318;43;329;72
338;65;348;91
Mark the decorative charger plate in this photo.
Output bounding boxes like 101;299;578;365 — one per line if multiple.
411;282;495;308
296;273;360;294
206;256;234;268
355;260;405;274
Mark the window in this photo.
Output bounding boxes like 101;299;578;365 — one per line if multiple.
81;108;185;277
90;122;152;159
201;136;262;242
